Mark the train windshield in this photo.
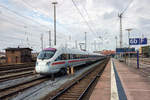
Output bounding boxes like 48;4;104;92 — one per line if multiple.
37;50;56;60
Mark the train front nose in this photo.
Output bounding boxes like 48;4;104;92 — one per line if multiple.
35;62;50;74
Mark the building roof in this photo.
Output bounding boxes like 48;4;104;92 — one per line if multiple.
100;50;116;55
5;47;32;51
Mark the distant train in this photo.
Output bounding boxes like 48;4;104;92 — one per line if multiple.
35;46;105;75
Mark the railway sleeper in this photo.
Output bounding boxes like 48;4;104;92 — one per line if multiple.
0;72;34;83
71;86;88;90
60;94;81;98
67;89;85;92
0;68;34;75
0;78;47;99
67;85;87;91
0;65;34;71
57;97;79;100
0;71;33;80
62;93;81;96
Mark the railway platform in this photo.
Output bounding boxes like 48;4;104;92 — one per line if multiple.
89;58;150;100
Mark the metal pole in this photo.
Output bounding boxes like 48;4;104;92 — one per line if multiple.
128;31;130;48
119;14;123;48
41;34;43;50
115;36;117;49
94;40;96;51
125;28;133;47
137;50;139;69
128;31;130;65
75;40;77;49
49;30;51;47
85;32;87;51
126;28;133;65
99;36;102;51
52;2;57;46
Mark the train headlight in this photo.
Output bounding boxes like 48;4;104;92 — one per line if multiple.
46;62;51;66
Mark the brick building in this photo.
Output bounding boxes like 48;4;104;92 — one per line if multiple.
100;50;116;56
94;50;116;56
0;52;6;64
5;47;32;64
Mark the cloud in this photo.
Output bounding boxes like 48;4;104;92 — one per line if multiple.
0;0;150;52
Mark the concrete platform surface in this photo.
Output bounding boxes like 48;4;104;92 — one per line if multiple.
89;60;111;100
89;58;150;100
114;59;150;100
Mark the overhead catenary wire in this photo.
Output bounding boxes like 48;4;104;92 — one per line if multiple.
0;4;70;44
0;1;98;50
80;2;99;36
0;4;49;30
21;0;77;36
1;1;94;40
71;0;97;37
22;0;42;12
0;5;48;51
0;16;47;34
120;0;134;15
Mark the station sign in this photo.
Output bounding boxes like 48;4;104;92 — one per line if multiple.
116;48;135;53
129;38;147;45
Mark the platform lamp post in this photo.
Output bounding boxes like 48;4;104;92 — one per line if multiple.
51;1;57;80
125;28;133;48
52;1;58;46
115;36;118;59
125;28;133;65
115;36;118;49
99;36;102;51
85;32;87;51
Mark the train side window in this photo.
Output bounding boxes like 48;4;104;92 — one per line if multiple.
61;54;67;60
75;54;77;59
66;54;69;60
55;55;61;61
78;54;80;59
73;54;76;59
69;54;71;59
68;54;70;59
77;54;79;59
70;54;73;59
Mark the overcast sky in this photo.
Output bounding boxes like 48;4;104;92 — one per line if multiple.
0;0;150;52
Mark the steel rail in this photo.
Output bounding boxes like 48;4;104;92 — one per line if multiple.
0;67;34;75
77;62;106;100
50;59;108;100
0;71;34;82
0;76;47;99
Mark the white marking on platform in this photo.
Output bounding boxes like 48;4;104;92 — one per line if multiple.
111;59;119;100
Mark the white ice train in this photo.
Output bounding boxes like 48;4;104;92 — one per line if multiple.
35;46;105;75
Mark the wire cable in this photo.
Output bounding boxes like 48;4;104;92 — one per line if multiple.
71;0;97;37
121;0;133;15
0;4;49;29
80;2;99;36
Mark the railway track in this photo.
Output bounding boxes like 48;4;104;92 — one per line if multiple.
0;71;34;82
0;66;34;76
0;63;35;71
47;59;108;100
0;62;35;67
0;63;35;82
0;76;49;100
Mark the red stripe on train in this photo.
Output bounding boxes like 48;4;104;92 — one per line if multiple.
51;58;97;65
68;59;87;63
52;61;65;65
